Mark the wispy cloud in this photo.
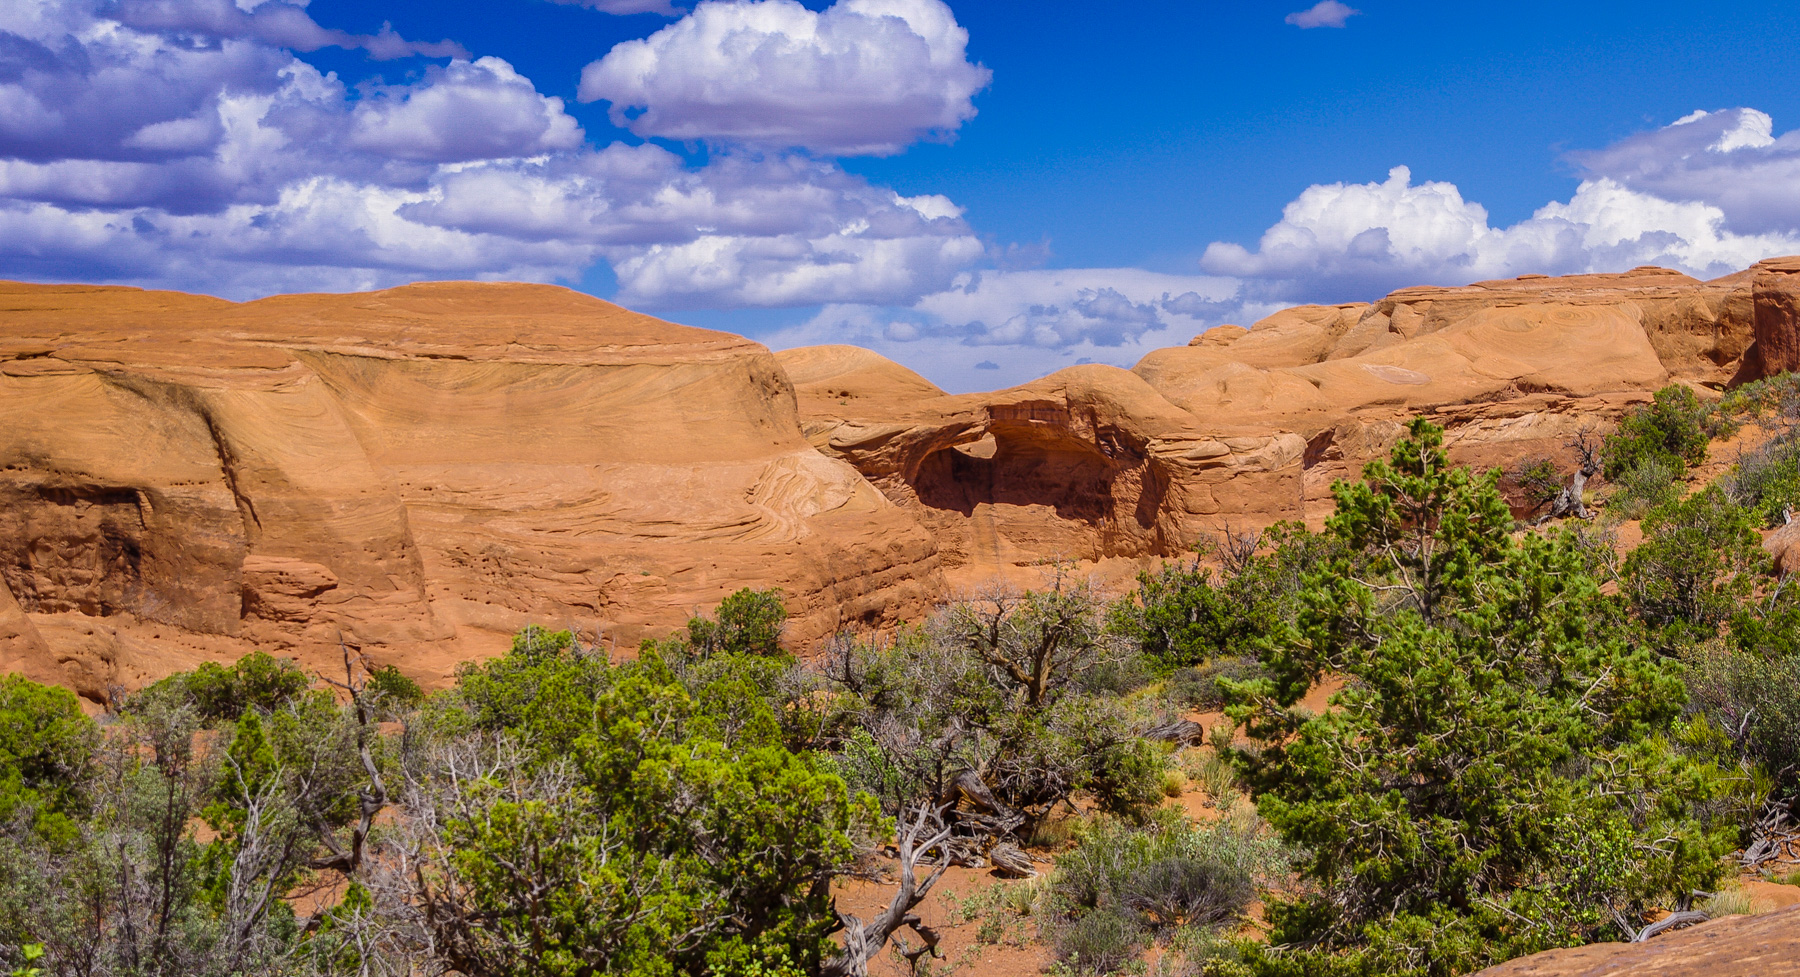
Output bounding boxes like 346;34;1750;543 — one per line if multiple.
1285;1;1361;29
545;0;681;15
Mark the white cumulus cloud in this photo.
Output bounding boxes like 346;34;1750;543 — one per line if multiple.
0;0;988;307
346;57;584;162
577;0;991;155
1200;154;1800;300
1571;107;1800;236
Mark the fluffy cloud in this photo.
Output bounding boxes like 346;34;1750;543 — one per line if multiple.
0;0;987;306
346;58;584;162
1285;2;1360;29
1200;157;1800;300
577;0;991;155
0;10;290;164
1571;108;1800;236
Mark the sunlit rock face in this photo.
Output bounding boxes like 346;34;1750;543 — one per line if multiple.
0;281;940;697
5;261;1796;695
784;263;1791;582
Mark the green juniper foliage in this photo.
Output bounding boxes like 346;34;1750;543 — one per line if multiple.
1108;523;1335;673
1222;419;1736;977
1601;383;1731;481
424;619;879;977
1622;485;1767;651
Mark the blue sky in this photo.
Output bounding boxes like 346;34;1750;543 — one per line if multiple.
6;1;1800;390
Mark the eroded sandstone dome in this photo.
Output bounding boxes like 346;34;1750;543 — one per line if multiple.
6;259;1800;694
0;281;940;696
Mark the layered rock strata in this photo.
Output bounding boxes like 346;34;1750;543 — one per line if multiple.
785;262;1800;575
7;258;1800;690
0;282;940;695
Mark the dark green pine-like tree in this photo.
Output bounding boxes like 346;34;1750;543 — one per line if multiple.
1224;418;1737;977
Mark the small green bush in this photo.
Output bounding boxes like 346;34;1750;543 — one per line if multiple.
1165;658;1270;712
1607;454;1685;520
1720;370;1800;419
1690;600;1800;799
680;587;788;658
1054;908;1144;975
1723;438;1800;526
1623;486;1765;646
1602;384;1731;481
365;664;424;709
1510;455;1566;511
0;676;97;839
1110;524;1338;672
132;650;311;724
1049;811;1284;969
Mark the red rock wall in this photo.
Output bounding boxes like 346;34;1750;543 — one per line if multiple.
0;282;941;696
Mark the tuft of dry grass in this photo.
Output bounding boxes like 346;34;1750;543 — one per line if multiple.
1180;750;1239;806
1699;885;1761;917
1030;815;1082;850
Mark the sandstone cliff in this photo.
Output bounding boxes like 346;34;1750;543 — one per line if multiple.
0;282;940;696
784;262;1800;578
6;259;1800;691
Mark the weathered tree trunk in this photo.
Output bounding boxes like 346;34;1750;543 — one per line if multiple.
1537;433;1601;525
1141;718;1207;746
823;805;955;977
1633;910;1709;942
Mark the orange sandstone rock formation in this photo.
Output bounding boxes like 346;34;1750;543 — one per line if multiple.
0;282;939;696
1470;900;1800;976
6;258;1800;691
785;262;1800;579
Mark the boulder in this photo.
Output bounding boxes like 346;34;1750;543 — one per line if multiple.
1471;901;1800;976
1765;519;1800;575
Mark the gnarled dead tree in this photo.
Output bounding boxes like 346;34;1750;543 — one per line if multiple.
824;803;955;977
940;574;1103;711
309;642;390;877
1536;430;1602;525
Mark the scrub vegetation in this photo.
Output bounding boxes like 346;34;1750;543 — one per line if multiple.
1;391;1797;977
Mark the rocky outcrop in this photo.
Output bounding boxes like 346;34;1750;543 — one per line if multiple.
779;354;1304;573
8;260;1800;690
785;265;1794;581
1471;901;1800;976
0;281;940;693
1753;256;1800;379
